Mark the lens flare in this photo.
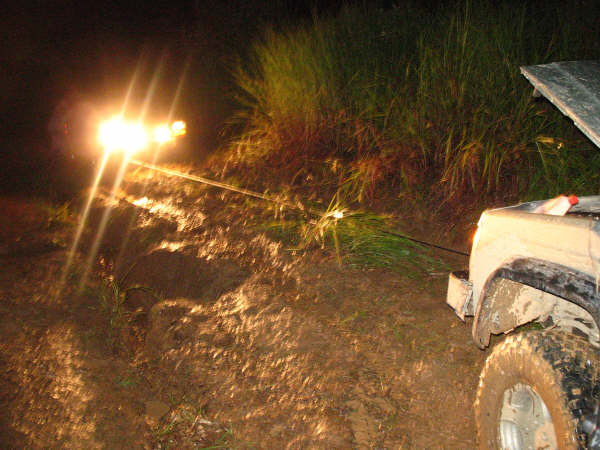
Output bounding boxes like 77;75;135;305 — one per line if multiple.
57;151;111;298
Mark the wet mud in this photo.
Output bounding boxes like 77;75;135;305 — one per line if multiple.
0;167;485;448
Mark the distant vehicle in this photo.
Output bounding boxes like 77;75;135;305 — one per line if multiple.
447;61;600;449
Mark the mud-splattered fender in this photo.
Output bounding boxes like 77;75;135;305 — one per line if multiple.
472;258;600;348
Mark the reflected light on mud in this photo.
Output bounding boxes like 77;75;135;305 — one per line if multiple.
112;58;190;274
128;193;206;232
132;196;150;207
13;322;100;444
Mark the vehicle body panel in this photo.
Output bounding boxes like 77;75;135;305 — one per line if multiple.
521;61;600;148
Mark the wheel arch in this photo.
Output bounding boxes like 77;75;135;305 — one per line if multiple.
472;258;600;348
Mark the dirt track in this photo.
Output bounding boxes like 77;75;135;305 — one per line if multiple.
0;166;486;448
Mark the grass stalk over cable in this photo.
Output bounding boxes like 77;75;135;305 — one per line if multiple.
260;193;448;277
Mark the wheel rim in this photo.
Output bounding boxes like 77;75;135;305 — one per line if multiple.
499;383;557;450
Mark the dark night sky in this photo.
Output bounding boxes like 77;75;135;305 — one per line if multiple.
2;1;354;154
2;0;352;120
1;0;386;193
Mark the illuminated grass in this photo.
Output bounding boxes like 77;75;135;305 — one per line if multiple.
229;0;600;212
87;277;159;352
258;196;447;277
326;212;448;277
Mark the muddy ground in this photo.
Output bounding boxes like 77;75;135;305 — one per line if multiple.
0;165;486;448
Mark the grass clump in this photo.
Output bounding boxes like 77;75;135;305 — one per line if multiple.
91;277;158;353
334;212;446;275
259;192;448;276
227;0;600;215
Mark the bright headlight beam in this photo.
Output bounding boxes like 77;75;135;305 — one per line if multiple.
99;117;186;154
153;124;173;144
98;117;148;154
171;120;186;136
124;123;147;153
98;117;124;151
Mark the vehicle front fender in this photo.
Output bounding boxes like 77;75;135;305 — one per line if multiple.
472;258;600;348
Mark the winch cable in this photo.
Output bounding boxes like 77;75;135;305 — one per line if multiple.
131;159;320;216
129;158;470;257
378;229;470;257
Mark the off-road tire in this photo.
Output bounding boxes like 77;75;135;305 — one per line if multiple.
475;330;599;449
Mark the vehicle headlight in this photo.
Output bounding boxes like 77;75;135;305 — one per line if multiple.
98;117;147;155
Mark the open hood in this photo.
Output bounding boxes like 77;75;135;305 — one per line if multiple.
521;60;600;149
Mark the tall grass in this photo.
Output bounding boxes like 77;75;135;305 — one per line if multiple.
228;0;600;211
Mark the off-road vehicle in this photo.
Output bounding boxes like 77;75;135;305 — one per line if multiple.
447;61;600;449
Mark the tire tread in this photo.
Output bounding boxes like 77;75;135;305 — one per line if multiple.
475;331;599;449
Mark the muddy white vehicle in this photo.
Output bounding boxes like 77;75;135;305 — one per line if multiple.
447;61;600;449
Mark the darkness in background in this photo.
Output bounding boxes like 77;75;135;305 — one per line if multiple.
1;0;372;196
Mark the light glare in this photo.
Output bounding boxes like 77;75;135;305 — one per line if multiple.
99;117;148;154
154;124;173;144
98;117;186;154
171;120;186;136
